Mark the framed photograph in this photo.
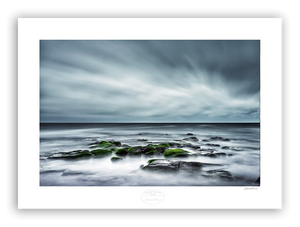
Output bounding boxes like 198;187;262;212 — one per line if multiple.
18;18;282;209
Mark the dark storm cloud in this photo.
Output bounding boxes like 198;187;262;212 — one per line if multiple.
40;40;260;122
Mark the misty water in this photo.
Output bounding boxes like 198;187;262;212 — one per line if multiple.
40;123;260;186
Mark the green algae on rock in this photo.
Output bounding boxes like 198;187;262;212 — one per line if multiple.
145;143;170;154
89;140;121;149
163;148;189;158
111;156;123;162
144;146;157;155
111;141;122;146
90;149;112;157
128;146;142;155
147;159;159;164
156;142;170;148
115;148;129;156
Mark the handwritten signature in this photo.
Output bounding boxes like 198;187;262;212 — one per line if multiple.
243;187;258;190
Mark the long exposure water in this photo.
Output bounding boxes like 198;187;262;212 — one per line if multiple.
40;123;260;186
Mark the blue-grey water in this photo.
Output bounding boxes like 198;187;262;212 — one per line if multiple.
40;123;260;186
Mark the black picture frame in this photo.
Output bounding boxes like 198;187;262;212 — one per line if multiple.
2;5;294;224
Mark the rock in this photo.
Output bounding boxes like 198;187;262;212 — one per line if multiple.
88;141;114;149
109;141;122;146
163;148;189;158
144;146;157;155
115;148;129;156
221;146;230;149
168;142;181;147
227;154;233;156
143;143;170;155
199;148;215;152
147;159;159;164
202;139;209;142
48;150;94;159
90;149;112;157
210;136;224;140
205;143;220;147
137;139;148;141
191;145;200;149
210;136;230;141
202;169;234;181
142;159;180;172
183;137;199;142
187;133;193;135
142;159;222;173
40;166;67;173
202;151;226;158
128;146;143;155
110;156;123;162
61;169;93;176
203;153;217;158
110;147;119;152
178;161;206;172
214;152;227;157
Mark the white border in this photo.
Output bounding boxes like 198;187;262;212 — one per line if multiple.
18;18;282;209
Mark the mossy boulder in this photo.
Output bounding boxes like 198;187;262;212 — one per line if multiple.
145;143;170;154
128;146;142;155
89;140;121;148
90;149;112;157
115;148;129;156
108;141;121;146
110;148;119;152
98;141;114;148
89;141;114;149
156;142;170;148
110;156;123;162
147;159;159;164
48;150;94;159
144;146;157;155
163;148;189;158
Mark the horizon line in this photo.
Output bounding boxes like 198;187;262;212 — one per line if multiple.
40;122;260;124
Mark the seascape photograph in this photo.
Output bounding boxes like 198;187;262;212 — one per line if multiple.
39;40;260;187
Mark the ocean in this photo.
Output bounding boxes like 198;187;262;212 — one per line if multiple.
40;123;260;186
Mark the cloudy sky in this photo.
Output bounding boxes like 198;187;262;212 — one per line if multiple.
40;40;260;123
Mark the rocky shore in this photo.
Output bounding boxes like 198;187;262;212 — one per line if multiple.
45;134;255;183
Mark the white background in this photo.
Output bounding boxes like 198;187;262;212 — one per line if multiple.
18;18;281;209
